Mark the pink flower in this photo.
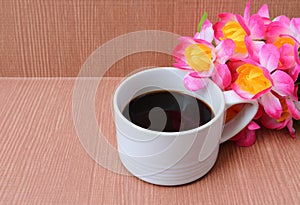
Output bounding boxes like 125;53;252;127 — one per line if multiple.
266;16;300;77
172;1;300;145
213;0;268;58
271;70;295;96
266;16;300;44
231;63;273;99
211;39;235;89
212;63;232;90
173;23;235;91
243;1;269;40
260;95;300;137
183;73;208;91
173;36;215;91
193;19;214;43
230;121;260;147
232;41;295;98
258;77;299;137
213;13;249;58
253;69;295;122
173;37;215;76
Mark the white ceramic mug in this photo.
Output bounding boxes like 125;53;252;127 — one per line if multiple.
113;67;258;186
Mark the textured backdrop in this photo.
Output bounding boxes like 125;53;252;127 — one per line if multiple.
0;0;299;77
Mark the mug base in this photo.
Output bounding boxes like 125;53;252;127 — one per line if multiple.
119;146;219;186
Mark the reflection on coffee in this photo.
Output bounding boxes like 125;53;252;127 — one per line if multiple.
122;90;214;132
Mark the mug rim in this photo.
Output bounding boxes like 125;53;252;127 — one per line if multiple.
113;67;225;136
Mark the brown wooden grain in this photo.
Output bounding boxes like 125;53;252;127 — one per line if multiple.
0;78;300;205
0;0;299;77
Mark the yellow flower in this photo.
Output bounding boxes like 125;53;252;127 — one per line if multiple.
184;44;213;72
273;37;295;49
235;63;272;95
221;21;247;53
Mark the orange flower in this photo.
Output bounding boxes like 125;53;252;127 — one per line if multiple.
221;21;248;53
232;63;273;99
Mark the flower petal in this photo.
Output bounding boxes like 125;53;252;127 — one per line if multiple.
218;12;237;22
248;121;260;130
294;44;300;65
230;120;260;146
173;63;192;70
276;118;289;130
236;14;251;35
260;113;283;129
186;61;215;77
273;15;290;25
173;37;216;74
287;120;296;138
259;44;280;72
173;36;195;60
254;104;264;119
232;82;272;99
271;70;294;96
183;73;208;91
234;128;257;147
248;14;265;39
279;44;296;69
193;20;214;42
266;21;291;42
257;4;270;19
212;64;232;89
232;64;273;99
259;92;282;119
245;36;265;62
286;99;300;120
290;18;300;42
215;39;235;64
213;21;226;40
244;0;251;21
290;63;300;81
292;85;299;101
231;84;254;99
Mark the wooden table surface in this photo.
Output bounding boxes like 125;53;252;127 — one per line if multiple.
1;78;300;205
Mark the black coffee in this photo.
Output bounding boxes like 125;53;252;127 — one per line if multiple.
122;90;213;132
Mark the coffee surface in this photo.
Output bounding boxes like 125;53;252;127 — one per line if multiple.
122;90;213;132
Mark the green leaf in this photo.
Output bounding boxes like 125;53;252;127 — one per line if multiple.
197;12;208;32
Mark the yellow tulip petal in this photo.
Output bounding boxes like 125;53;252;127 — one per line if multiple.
184;44;213;72
221;21;247;53
235;64;272;95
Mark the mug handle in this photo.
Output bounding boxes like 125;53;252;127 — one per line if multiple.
219;90;259;143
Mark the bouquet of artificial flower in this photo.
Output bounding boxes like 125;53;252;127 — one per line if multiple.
173;1;300;146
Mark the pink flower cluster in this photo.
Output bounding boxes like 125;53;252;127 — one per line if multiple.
173;1;300;146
